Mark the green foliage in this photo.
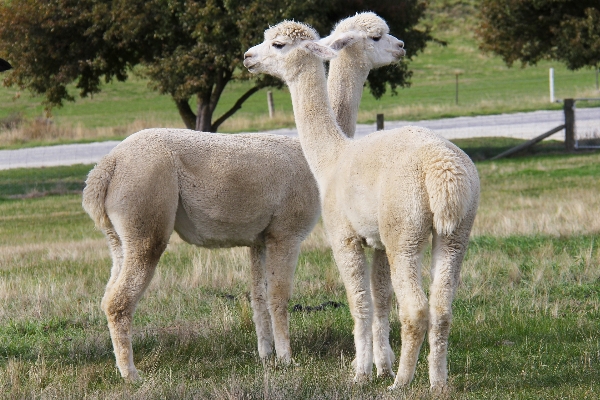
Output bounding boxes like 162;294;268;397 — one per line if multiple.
0;0;136;106
2;0;598;138
0;0;430;132
477;0;600;70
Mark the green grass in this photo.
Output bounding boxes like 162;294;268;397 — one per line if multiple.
1;146;600;398
0;164;92;197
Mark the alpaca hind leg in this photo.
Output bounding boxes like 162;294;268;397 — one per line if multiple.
102;240;166;381
249;245;274;360
330;232;373;382
428;228;470;390
101;228;124;302
264;237;301;363
370;248;395;378
389;245;429;389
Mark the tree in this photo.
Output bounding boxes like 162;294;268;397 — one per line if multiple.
477;0;600;70
0;0;431;132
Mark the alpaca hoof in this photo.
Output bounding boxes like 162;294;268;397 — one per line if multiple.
376;368;396;379
430;383;449;395
260;355;276;368
353;372;371;384
277;356;298;368
387;382;407;391
388;375;411;391
276;353;293;364
122;369;141;382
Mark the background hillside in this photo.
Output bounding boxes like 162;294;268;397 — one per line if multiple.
0;0;598;143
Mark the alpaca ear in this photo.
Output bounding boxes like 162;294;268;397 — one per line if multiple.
321;31;361;51
303;41;338;60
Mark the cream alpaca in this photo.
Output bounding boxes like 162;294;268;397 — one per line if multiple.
320;12;405;379
82;15;403;382
83;131;319;381
322;12;404;138
244;21;479;390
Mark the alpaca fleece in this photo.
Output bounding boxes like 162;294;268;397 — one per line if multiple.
320;12;405;378
83;130;320;381
245;20;479;391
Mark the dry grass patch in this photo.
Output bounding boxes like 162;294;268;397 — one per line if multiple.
473;154;600;236
0;116;185;148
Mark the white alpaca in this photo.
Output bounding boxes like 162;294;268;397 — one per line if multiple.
83;131;319;381
322;12;405;138
244;21;479;390
321;12;405;378
82;14;403;382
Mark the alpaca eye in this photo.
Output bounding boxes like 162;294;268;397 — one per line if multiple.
272;43;285;49
372;36;382;42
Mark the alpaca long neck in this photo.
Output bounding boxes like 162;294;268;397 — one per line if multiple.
328;51;369;138
287;58;346;181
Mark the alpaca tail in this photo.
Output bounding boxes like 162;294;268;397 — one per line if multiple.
82;154;116;231
423;145;477;235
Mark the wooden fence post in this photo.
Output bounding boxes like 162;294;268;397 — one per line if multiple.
376;113;384;130
267;91;275;118
455;73;459;105
563;98;575;152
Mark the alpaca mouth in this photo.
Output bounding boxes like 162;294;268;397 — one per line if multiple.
391;48;406;59
243;59;257;72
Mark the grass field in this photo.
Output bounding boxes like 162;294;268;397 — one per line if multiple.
1;1;599;397
1;142;599;398
1;0;599;148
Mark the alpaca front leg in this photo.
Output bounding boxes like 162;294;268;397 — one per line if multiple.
330;233;373;382
264;238;302;364
371;248;395;378
249;245;274;360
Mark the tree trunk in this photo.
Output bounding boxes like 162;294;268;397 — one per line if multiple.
196;92;214;132
211;85;260;132
175;99;196;130
173;82;261;133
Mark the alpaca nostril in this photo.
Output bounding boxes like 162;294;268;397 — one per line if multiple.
244;52;252;59
399;41;404;49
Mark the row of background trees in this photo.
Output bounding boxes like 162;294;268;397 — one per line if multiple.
0;0;598;133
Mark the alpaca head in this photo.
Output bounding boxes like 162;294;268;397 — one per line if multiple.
244;21;338;81
319;12;405;69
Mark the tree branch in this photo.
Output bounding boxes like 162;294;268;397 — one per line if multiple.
211;85;261;132
174;98;196;130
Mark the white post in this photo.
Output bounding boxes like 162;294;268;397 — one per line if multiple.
549;68;555;103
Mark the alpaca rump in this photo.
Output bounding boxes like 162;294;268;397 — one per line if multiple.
244;20;479;391
83;129;320;381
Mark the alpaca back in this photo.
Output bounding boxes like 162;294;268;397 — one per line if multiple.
166;131;320;246
92;129;321;248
